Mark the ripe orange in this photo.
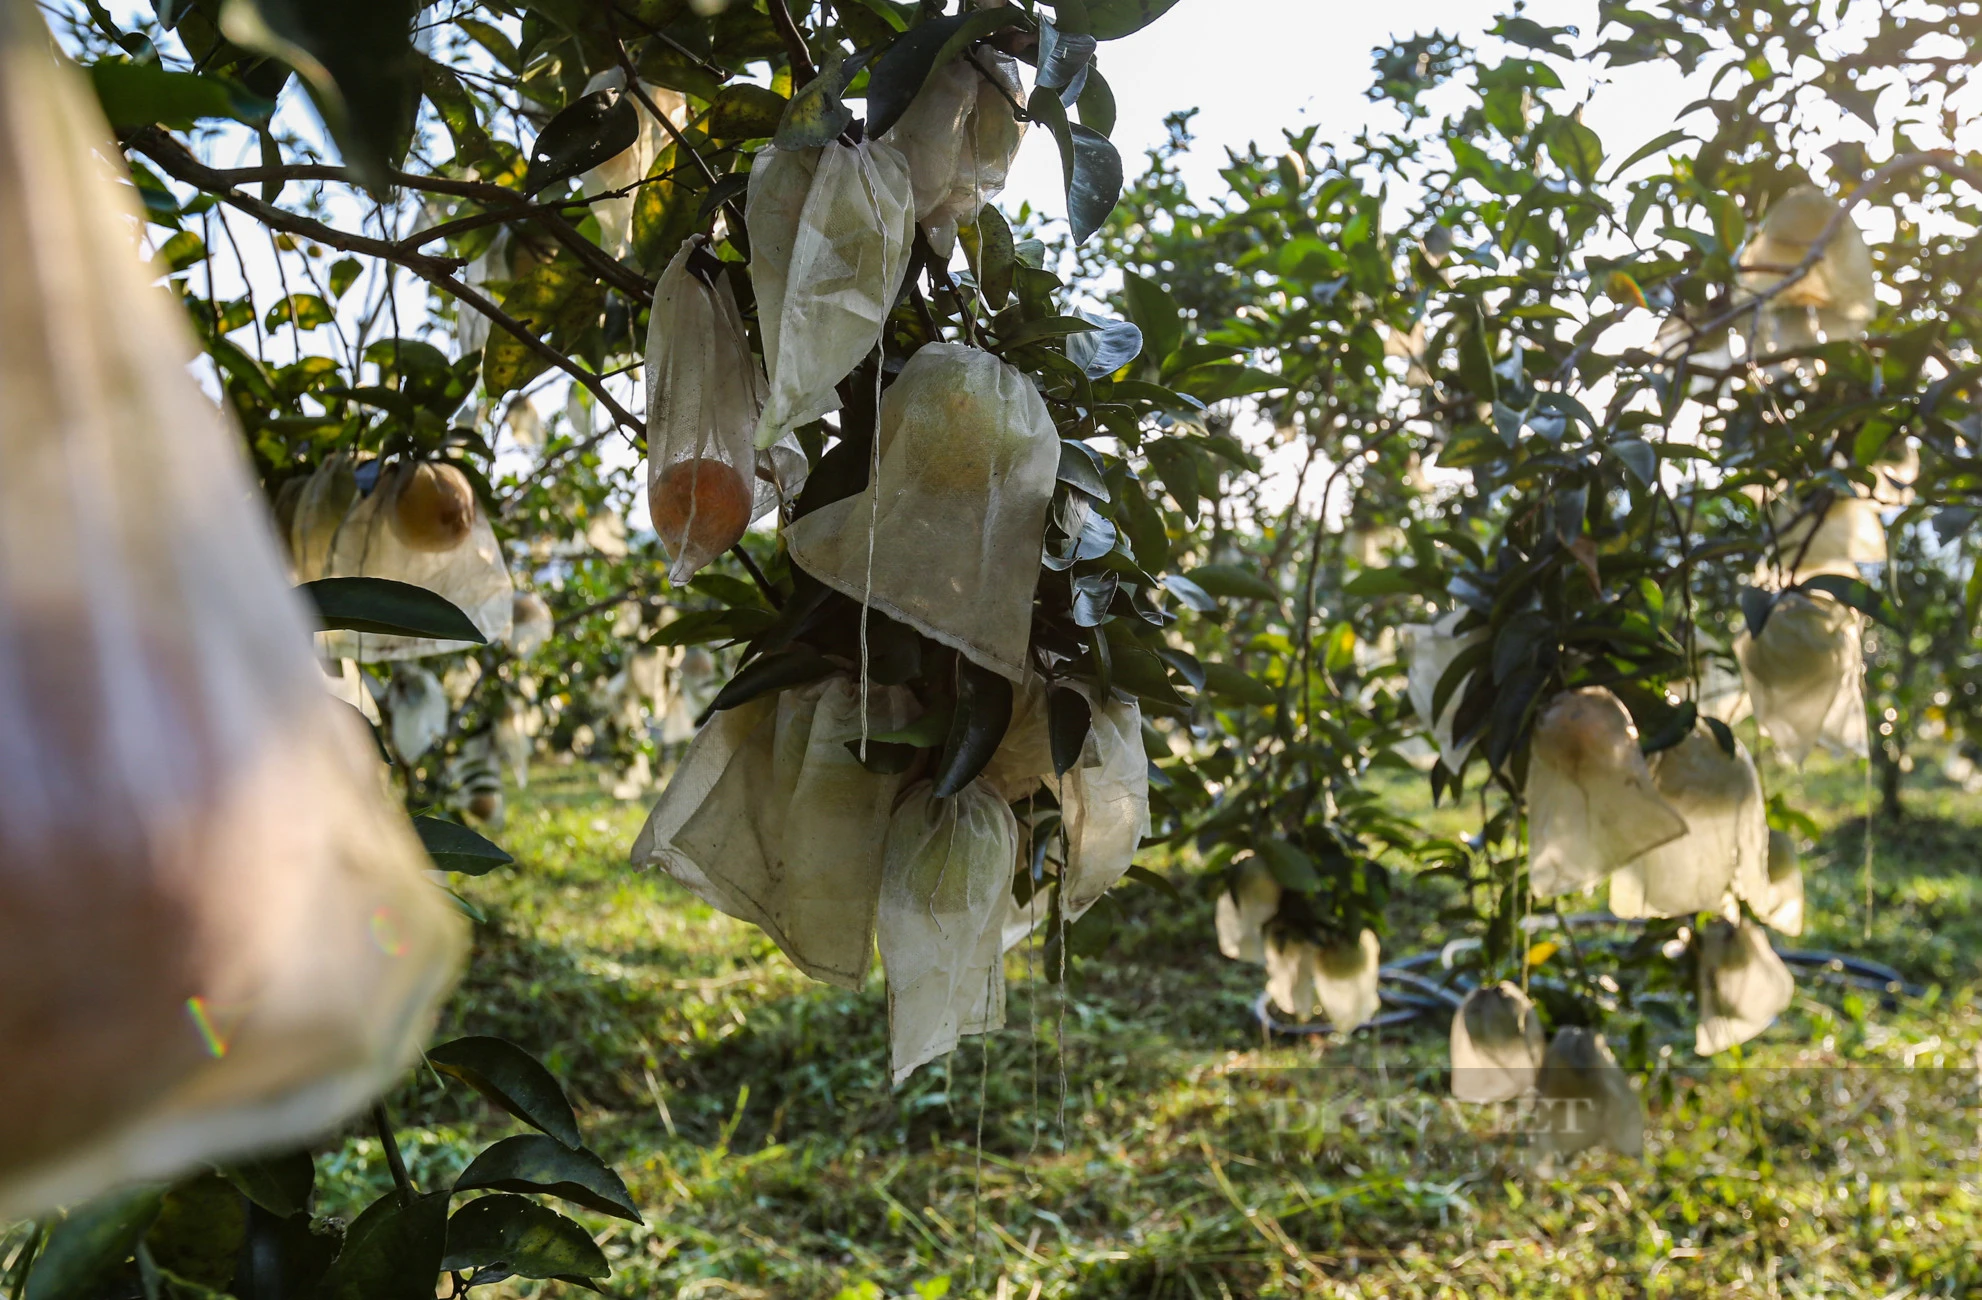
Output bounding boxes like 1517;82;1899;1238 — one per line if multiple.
649;457;753;559
387;462;477;553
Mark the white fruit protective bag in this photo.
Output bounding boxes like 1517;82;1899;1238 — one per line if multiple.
784;343;1060;681
747;139;915;448
577;70;687;259
878;779;1018;1083
1525;688;1686;900
0;7;464;1213
318;462;514;661
1611;728;1770;919
1450;982;1545;1104
1736;185;1877;345
1403;610;1483;772
1760;828;1804;935
289;451;358;582
1735;591;1868;767
1265;929;1381;1031
385;664;448;762
979;675;1053;801
1695;919;1794;1055
1772;493;1886;583
509;591;553;657
1051;690;1151;921
644;238;770;584
637;678;917;988
1535;1028;1643;1159
882;52;1027;253
1214;856;1282;964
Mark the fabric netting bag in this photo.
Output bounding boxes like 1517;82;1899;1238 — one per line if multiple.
320;459;513;661
1215;856;1282;964
878;779;1019;1083
1525;687;1686;900
1450;982;1545;1104
784;343;1060;681
979;676;1053;800
1695;919;1794;1055
1772;493;1886;584
882;52;1027;254
644;237;769;584
1403;610;1484;771
747;139;915;449
577;70;687;259
288;451;358;582
636;677;918;988
1735;185;1876;346
0;8;465;1214
629;696;775;897
1760;828;1804;936
1610;727;1769;919
1050;690;1151;921
1735;591;1868;767
509;591;552;658
385;665;448;762
1265;929;1381;1031
1535;1028;1643;1160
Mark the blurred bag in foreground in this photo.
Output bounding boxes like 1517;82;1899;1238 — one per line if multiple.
0;3;463;1215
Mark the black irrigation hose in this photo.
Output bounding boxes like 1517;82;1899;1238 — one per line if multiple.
1249;931;1923;1038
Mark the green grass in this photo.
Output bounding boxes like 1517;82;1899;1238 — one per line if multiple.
342;751;1982;1298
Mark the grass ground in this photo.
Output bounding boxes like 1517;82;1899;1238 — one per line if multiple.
336;747;1982;1299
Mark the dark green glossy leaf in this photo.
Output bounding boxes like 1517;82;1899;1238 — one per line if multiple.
1075;64;1116;136
1070;569;1119;627
302;577;485;642
89;62;270;129
932;661;1015;797
1120;271;1183;366
1047;685;1091;777
1637;700;1697;756
1159;574;1218;614
704;83;788;140
25;1186;164;1300
317;1190;449;1300
707;645;832;714
453;1135;642;1224
441;1195;609;1282
1057;439;1110;499
1702;716;1738;759
428;1036;581;1148
1183;565;1278;602
218;1149;315;1219
969;203;1017;308
864;7;1030;137
776;50;859;148
526;89;637;194
1201;661;1274;706
1256;838;1320;893
1084;0;1182;39
1065;315;1143;378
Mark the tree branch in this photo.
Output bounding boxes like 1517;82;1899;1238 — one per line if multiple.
131;129;648;442
768;0;817;86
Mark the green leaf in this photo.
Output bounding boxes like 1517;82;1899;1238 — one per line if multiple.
413;816;513;875
1120;271;1183;366
219;0;421;188
482;251;606;395
863;7;1031;138
441;1195;609;1282
263;293;336;332
1159;573;1218;614
1057;439;1110;499
968;204;1017;308
1047;685;1091;777
932;660;1015;797
317;1190;449;1300
89;62;270;129
776;50;860;148
1611;437;1658;486
1637;700;1697;756
1255;838;1320;892
453;1135;643;1224
1200;662;1274;706
708;645;832;714
427;1037;581;1148
1065;316;1143;378
218;1149;315;1219
629;139;704;275
1029;86;1124;243
1083;0;1182;39
1546;118;1604;184
25;1186;164;1300
1797;574;1899;627
1075;64;1116;136
997;314;1101;350
1124;862;1181;900
302;577;486;642
524;89;639;195
1183;565;1279;602
327;256;363;298
1607;127;1692;180
705;83;789;141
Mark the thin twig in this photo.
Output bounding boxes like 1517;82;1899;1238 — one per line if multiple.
767;0;818;85
373;1102;416;1206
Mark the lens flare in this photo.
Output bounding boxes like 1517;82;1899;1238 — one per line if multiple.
185;997;229;1059
371;906;408;957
